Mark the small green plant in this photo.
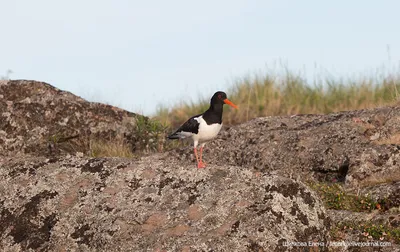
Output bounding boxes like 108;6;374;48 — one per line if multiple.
310;183;346;210
309;182;388;212
49;134;62;144
333;222;400;243
353;195;381;211
134;116;170;152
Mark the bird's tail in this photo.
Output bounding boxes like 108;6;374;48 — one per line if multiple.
167;132;180;140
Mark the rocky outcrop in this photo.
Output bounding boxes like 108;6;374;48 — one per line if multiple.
0;80;147;157
2;79;400;251
168;106;400;250
174;107;400;193
0;155;329;251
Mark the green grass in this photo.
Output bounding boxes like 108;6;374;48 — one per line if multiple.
154;67;400;128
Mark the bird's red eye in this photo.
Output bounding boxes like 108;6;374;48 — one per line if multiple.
218;94;222;99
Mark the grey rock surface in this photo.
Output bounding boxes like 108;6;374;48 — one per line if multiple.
0;80;143;157
0;155;329;251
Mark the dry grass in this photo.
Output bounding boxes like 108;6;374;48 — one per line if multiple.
90;138;134;158
155;67;400;128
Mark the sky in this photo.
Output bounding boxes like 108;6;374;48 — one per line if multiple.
1;0;400;115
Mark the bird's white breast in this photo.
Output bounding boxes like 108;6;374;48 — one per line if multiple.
194;116;222;143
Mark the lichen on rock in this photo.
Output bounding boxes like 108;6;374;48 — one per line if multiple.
0;155;329;251
0;80;143;157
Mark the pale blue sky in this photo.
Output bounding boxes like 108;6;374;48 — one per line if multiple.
1;0;399;115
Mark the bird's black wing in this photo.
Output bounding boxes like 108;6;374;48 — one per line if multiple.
167;114;202;139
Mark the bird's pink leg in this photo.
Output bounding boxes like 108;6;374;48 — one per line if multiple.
194;148;203;169
194;147;205;169
198;146;206;168
194;148;199;163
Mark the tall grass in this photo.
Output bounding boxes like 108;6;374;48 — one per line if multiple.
155;67;400;128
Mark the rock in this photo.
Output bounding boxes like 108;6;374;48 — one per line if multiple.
0;80;146;157
346;146;400;189
0;155;329;251
170;107;400;190
166;105;400;248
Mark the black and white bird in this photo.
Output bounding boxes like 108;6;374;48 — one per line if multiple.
168;91;238;168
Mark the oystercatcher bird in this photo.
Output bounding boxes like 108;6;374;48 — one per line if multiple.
168;91;238;168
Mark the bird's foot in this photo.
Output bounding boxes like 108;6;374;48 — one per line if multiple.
197;161;206;169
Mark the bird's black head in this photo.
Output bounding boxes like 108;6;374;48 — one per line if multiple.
210;91;238;109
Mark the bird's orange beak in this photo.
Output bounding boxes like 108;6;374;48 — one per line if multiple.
223;99;238;109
